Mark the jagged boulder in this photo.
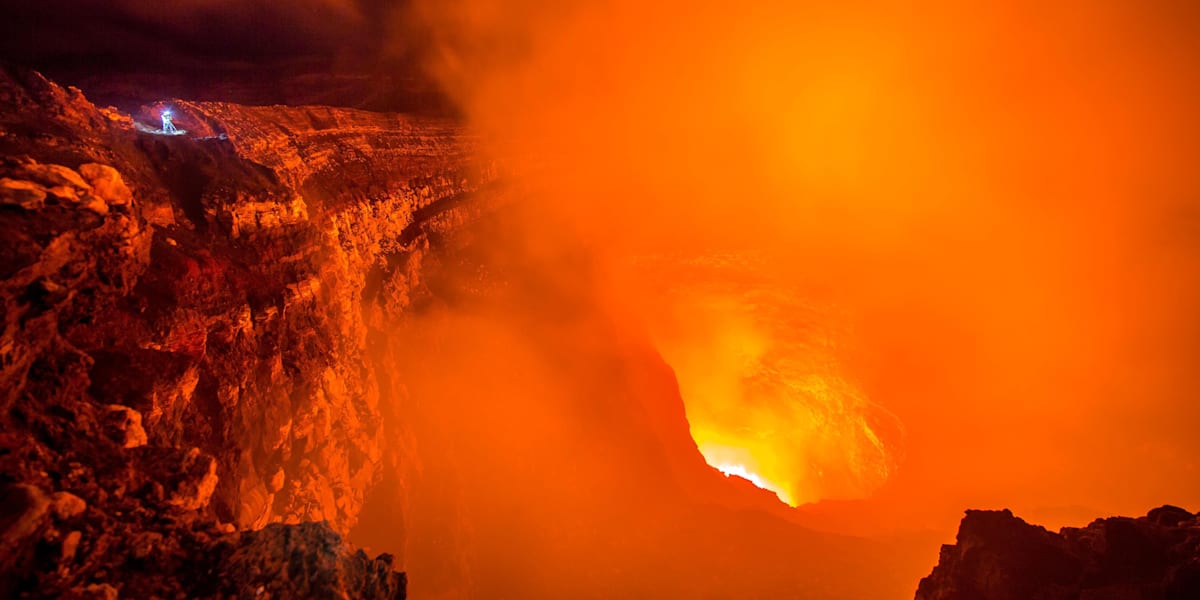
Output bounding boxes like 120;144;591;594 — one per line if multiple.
217;523;405;599
916;506;1200;600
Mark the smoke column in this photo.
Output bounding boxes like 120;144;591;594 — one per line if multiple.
398;0;1200;530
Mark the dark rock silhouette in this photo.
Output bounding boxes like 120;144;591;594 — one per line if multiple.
916;506;1200;600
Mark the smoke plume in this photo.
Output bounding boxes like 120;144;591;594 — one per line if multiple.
400;0;1200;531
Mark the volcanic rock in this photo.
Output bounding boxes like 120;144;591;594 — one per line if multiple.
77;163;132;207
220;522;406;600
915;506;1200;600
150;447;219;511
49;492;87;520
102;405;148;449
0;177;46;209
60;530;82;563
0;484;50;592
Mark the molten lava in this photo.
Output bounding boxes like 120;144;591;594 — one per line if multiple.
707;448;795;506
627;253;903;507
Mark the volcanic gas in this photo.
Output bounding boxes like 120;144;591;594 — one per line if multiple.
1;1;1199;599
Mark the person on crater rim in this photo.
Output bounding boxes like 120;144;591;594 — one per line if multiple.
161;109;178;134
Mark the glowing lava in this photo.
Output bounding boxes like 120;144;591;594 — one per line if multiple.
705;446;795;506
630;252;903;508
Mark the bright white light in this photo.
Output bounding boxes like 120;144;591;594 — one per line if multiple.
161;109;179;134
713;462;793;505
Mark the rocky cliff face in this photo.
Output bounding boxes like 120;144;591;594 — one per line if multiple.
0;65;486;597
916;506;1200;600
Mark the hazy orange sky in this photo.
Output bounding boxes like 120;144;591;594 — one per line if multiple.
6;1;1198;597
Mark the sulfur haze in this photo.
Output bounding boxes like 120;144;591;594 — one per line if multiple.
5;0;1200;595
403;0;1200;531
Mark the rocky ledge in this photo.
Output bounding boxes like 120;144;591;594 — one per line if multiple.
0;64;487;597
916;505;1200;600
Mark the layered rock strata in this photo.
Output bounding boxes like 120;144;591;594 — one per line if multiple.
0;65;485;597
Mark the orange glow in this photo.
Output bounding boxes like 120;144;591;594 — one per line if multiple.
709;453;794;506
405;0;1200;522
628;253;903;507
361;0;1200;596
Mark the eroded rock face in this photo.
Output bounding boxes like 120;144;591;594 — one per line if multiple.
216;523;406;600
915;506;1200;600
0;65;480;596
2;492;402;600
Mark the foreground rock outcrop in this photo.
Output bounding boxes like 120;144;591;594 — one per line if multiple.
916;506;1200;600
0;65;486;596
0;486;402;599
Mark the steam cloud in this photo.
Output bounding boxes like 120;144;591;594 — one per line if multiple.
5;0;1198;586
400;0;1200;530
